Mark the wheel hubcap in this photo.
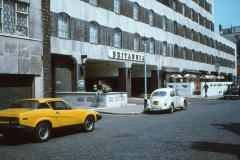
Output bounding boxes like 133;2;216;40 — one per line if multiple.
85;119;93;130
39;126;49;139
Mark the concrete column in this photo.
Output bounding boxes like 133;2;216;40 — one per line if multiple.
159;70;163;88
118;68;131;97
151;70;159;92
42;0;52;98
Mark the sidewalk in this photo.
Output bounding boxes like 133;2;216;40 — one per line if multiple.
78;94;224;115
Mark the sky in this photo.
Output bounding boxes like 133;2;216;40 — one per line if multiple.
214;0;240;33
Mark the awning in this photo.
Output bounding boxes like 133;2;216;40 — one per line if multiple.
199;70;209;74
210;71;218;75
220;72;227;76
182;68;202;74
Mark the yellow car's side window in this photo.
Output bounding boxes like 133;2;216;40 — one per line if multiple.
47;101;71;110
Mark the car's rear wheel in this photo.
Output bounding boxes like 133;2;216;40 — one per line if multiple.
82;116;95;132
34;123;51;143
224;96;227;99
168;103;174;113
180;101;187;110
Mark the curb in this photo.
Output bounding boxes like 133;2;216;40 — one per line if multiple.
96;111;143;115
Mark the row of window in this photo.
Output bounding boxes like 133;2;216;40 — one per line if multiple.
57;12;234;68
88;0;213;32
57;12;235;56
0;0;29;37
83;0;234;55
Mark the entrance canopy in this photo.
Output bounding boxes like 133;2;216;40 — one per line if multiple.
182;68;202;74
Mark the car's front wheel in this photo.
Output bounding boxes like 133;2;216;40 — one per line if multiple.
168;103;174;113
82;116;95;132
34;122;51;143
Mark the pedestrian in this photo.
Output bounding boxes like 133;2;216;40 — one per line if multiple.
203;82;209;98
163;80;166;88
95;80;103;103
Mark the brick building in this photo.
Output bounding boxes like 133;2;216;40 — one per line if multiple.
0;0;237;107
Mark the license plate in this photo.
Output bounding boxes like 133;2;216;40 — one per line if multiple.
153;101;159;105
0;117;10;124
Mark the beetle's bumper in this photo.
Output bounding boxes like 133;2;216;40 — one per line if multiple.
0;124;34;133
144;106;165;112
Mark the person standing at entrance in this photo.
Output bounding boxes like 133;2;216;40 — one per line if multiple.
163;80;166;88
203;82;209;98
96;81;103;103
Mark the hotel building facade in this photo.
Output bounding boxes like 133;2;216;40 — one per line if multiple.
0;0;237;107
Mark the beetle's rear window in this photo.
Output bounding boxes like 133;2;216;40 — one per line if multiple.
152;91;167;97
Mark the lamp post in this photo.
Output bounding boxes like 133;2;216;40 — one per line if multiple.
80;55;87;91
142;36;148;109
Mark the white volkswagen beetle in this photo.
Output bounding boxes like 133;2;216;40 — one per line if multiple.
143;88;187;113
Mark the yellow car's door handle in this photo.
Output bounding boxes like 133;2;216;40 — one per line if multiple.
56;111;60;114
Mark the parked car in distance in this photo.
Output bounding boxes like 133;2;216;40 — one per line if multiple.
0;98;102;142
223;84;240;99
143;88;187;113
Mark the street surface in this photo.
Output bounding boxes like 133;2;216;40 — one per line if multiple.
0;98;240;160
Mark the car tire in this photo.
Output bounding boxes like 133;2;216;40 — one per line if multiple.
34;122;51;143
180;101;187;110
168;103;174;113
224;96;227;99
82;116;95;132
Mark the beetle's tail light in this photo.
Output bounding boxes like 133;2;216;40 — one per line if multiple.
10;118;19;124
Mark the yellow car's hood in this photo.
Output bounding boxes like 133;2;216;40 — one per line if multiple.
0;108;33;117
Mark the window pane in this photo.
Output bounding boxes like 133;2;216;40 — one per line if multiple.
133;3;139;20
192;50;195;61
163;16;166;30
134;34;139;51
150;38;154;54
114;0;120;14
114;29;121;48
3;1;15;34
163;42;167;56
90;22;98;43
58;13;69;38
173;0;176;10
90;0;98;6
149;10;154;26
17;2;28;13
182;4;185;16
183;48;186;60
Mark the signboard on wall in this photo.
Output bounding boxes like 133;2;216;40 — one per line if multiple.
108;50;144;62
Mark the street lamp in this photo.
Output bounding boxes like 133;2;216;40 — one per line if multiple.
80;55;87;91
142;36;148;109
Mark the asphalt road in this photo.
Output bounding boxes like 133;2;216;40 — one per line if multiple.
0;98;240;160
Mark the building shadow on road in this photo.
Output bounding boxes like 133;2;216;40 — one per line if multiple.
211;122;240;137
191;141;240;158
191;122;240;158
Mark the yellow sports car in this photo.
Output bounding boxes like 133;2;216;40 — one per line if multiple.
0;98;102;142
